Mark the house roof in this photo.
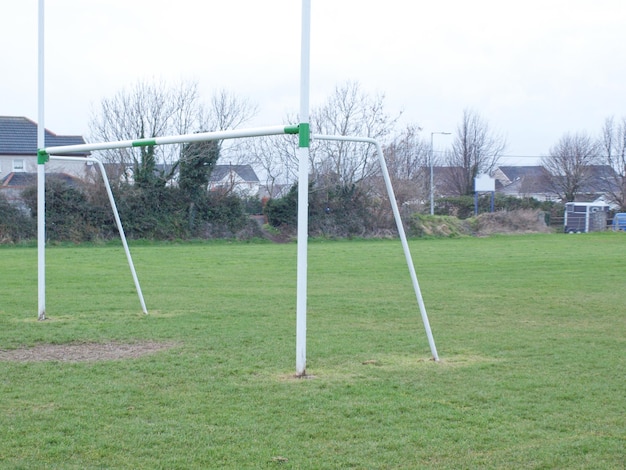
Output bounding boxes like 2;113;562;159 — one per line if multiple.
575;165;618;195
0;116;88;156
585;165;616;179
497;166;547;182
210;164;259;183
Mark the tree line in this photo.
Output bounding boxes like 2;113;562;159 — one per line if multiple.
86;78;626;212
0;172;562;244
1;78;624;243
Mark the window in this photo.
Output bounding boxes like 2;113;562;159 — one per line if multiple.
12;159;25;172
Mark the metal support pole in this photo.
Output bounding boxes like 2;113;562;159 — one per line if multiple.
49;156;148;314
296;0;311;377
314;134;439;361
37;0;46;321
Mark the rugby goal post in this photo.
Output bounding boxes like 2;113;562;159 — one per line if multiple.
36;0;439;376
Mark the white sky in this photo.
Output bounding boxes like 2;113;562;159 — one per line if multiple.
2;0;626;163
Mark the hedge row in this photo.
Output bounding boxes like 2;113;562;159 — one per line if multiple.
1;178;564;244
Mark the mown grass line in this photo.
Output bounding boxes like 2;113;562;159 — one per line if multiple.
0;233;624;468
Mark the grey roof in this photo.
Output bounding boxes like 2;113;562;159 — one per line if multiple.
0;116;88;155
577;165;619;194
210;164;259;183
497;166;547;182
585;165;617;179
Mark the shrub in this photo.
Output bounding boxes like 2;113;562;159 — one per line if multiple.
22;176;107;242
408;214;471;238
473;209;552;235
0;193;35;243
264;184;298;228
196;190;250;238
18;178;257;242
265;182;388;238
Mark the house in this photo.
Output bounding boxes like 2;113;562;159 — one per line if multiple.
571;165;620;203
208;164;260;196
0;116;89;190
258;183;291;200
493;166;557;201
494;165;619;204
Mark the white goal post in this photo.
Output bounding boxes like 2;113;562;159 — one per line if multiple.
36;0;439;376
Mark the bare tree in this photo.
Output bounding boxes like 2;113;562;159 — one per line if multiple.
542;131;601;202
381;124;429;208
242;82;401;200
384;124;428;180
204;89;259;163
89;80;257;185
89;79;202;184
310;81;401;186
205;89;258;132
444;109;506;196
600;116;626;210
244;134;297;199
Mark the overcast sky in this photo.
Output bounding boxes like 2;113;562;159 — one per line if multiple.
2;0;626;163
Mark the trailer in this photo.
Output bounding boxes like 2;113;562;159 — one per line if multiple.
564;202;609;233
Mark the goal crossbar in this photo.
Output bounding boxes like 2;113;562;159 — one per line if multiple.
40;125;299;158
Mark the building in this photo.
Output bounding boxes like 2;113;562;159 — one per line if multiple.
0;116;89;195
208;164;260;196
494;165;619;205
493;166;557;201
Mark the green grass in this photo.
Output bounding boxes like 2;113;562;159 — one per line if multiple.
0;233;624;469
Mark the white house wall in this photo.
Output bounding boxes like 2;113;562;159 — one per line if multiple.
0;155;88;181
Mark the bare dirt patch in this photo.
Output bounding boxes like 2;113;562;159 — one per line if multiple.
0;341;178;363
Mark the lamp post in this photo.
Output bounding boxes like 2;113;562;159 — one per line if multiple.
430;131;451;215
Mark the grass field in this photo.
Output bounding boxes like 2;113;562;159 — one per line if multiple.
0;233;624;469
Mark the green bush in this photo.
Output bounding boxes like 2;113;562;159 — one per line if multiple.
114;184;187;240
196;190;251;238
435;194;561;220
264;184;298;228
241;196;263;215
264;182;388;238
22;177;108;242
16;179;258;243
309;183;376;237
0;193;35;243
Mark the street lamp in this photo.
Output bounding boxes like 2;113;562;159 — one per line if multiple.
430;131;451;215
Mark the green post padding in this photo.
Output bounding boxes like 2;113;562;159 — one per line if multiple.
298;122;310;148
284;125;300;135
132;139;157;147
37;149;49;164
